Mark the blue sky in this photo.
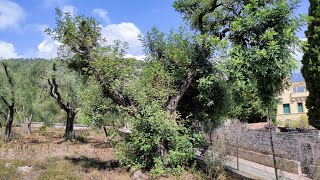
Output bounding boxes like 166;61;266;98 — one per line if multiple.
0;0;310;61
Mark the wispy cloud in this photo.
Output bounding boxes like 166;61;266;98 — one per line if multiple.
92;8;110;24
0;0;25;30
101;22;143;56
62;5;77;16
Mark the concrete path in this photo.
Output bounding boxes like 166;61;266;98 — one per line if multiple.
226;156;312;180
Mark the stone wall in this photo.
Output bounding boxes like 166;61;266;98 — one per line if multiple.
218;124;320;177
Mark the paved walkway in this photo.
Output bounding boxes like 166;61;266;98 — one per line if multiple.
226;156;312;180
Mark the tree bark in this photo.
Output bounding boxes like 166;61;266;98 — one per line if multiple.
65;108;75;139
25;114;33;134
267;108;278;180
1;62;15;141
4;105;14;141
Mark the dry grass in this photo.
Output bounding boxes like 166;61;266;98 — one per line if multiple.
0;127;130;180
0;127;198;180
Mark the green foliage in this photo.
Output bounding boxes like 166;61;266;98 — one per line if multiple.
226;0;299;107
0;59;67;126
79;78;125;128
117;105;195;176
175;0;300;122
117;53;197;175
302;0;320;129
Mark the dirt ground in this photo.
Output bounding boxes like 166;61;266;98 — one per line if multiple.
0;127;197;180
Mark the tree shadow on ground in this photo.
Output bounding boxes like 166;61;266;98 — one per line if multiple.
65;155;119;170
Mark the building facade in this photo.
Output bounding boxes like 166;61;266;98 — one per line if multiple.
276;81;309;122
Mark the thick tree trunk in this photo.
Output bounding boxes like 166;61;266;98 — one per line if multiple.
65;109;75;139
165;70;196;116
4;105;14;141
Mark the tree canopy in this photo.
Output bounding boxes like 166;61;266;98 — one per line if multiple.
302;0;320;129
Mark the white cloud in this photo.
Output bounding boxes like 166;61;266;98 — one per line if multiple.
101;22;143;56
0;40;19;58
20;24;59;59
62;5;77;16
93;8;110;24
37;38;60;59
0;0;25;30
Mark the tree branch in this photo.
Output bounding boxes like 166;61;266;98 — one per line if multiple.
96;74;139;117
2;63;14;88
197;0;221;33
0;96;10;108
0;111;6;119
47;78;69;112
165;68;197;115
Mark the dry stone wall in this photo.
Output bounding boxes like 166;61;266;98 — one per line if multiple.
218;124;320;176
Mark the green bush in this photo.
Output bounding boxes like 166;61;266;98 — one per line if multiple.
117;106;195;177
299;114;309;129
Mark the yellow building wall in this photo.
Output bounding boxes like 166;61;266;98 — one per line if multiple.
276;82;308;122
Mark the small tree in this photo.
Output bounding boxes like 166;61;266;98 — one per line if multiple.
302;0;320;129
47;62;79;139
0;62;15;141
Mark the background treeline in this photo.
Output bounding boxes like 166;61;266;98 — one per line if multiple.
0;58;272;129
0;58;145;128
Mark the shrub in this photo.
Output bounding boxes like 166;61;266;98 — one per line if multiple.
299;114;309;129
117;106;195;177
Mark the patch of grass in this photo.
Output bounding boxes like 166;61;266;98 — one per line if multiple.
0;159;28;180
38;161;80;180
32;157;62;170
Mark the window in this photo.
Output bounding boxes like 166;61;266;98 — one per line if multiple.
283;104;290;114
298;103;303;113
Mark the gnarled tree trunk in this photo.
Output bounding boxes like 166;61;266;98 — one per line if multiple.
1;63;15;141
4;105;14;141
65;108;75;138
48;65;77;140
